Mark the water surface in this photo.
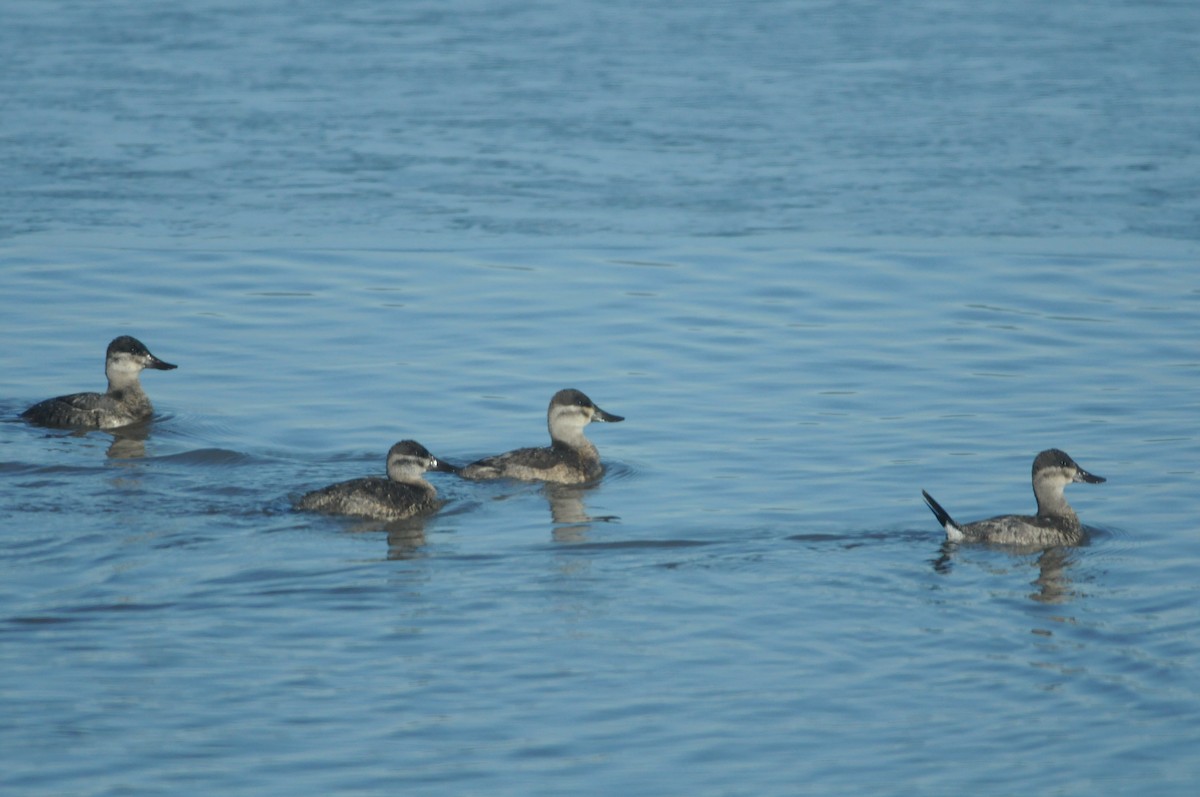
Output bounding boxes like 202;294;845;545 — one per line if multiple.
3;1;1199;795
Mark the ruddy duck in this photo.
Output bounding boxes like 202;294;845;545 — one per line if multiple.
22;335;177;429
922;448;1106;547
296;440;455;521
458;388;624;484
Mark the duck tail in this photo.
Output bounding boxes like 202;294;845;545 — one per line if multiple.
922;490;965;542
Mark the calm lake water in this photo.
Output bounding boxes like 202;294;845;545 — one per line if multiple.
3;1;1199;795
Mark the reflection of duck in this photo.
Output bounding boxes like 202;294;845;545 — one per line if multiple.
1028;547;1075;604
22;336;177;429
545;482;595;542
459;389;623;484
296;441;455;521
546;483;591;526
386;521;431;558
105;424;150;460
922;449;1106;547
930;541;1079;605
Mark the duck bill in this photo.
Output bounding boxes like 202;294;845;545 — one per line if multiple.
148;355;178;371
430;457;461;475
593;407;624;423
1074;467;1105;484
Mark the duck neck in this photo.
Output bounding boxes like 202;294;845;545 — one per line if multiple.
1034;483;1075;520
551;429;597;460
105;371;150;410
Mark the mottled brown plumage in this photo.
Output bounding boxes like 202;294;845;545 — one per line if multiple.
922;449;1106;547
458;389;623;484
297;440;453;521
22;336;177;429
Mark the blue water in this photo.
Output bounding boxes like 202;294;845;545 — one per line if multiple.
3;1;1200;795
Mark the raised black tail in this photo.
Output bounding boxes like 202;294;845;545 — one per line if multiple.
922;490;963;540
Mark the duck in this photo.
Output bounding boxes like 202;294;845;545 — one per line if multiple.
922;448;1106;547
296;440;455;521
21;335;177;429
458;388;623;484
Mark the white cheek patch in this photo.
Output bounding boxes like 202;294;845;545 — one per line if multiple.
1036;468;1074;490
108;354;142;375
553;407;589;426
